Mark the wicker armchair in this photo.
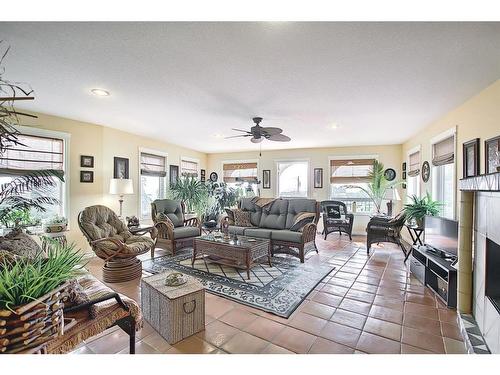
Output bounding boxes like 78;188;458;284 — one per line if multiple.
321;200;354;240
78;205;156;283
151;199;201;257
366;211;407;255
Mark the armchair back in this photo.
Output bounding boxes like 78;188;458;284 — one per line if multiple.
321;200;349;218
151;199;185;227
78;205;130;243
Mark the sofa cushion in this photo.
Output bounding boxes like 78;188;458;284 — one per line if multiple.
243;228;272;239
271;230;303;244
239;198;262;226
173;226;201;239
234;209;253;227
259;199;289;229
227;225;248;236
153;199;184;227
285;199;317;229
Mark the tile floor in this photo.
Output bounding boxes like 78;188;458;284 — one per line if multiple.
74;234;468;354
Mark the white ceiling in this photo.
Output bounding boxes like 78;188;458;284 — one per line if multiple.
1;22;500;153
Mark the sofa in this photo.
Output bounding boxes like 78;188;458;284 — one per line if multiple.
222;197;320;262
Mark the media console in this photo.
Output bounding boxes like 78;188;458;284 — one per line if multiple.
409;245;457;308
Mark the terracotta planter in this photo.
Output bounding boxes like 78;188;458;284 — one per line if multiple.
0;282;68;354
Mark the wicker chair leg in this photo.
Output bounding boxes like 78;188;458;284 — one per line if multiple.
129;319;136;354
299;245;305;263
172;241;176;256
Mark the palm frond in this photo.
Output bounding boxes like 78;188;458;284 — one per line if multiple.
0;196;59;223
0;169;64;200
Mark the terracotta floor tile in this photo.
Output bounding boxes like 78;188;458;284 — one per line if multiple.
141;332;172;353
401;343;435;354
438;309;460;326
405;293;436;306
260;343;294;354
244;317;285;341
221;331;269;354
312;291;344;307
320;321;361;348
328;277;355;288
321;283;349;297
69;346;95;354
338;298;372;315
345;289;376;304
443;337;467;354
86;329;130;354
299;300;336;320
372;295;405;312
172;335;218;354
329;308;367;330
404;302;439;320
356;332;401;354
219;308;259;329
403;313;442;336
401;327;445;353
196;320;241;347
368;305;403;324
339;266;362;275
205;299;234;319
308;337;355;354
335;271;358;281
376;287;406;300
441;322;465;341
118;341;159;354
271;326;317;354
363;317;402;341
351;281;378;294
355;275;381;286
289;311;328;335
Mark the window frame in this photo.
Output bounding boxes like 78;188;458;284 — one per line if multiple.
3;125;71;226
275;159;310;198
138;147;168;222
430;127;457;220
328;154;379;215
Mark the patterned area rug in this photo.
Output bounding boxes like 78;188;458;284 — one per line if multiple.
142;249;335;318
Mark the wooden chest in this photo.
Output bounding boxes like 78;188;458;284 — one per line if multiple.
141;272;205;344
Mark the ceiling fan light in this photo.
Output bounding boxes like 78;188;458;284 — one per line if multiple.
91;88;110;97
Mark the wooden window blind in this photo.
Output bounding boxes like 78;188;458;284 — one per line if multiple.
223;162;258;183
140;152;166;177
330;158;374;184
180;159;198;177
408;151;421;177
432;136;455;166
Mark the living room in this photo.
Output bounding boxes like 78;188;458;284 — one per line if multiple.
1;1;500;372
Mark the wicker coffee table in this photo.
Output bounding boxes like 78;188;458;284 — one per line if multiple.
192;235;272;280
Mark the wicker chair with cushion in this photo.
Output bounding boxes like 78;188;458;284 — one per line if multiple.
321;200;354;240
366;211;407;256
151;199;201;257
78;205;156;283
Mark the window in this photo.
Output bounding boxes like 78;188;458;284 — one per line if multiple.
180;158;199;178
277;161;308;198
407;149;420;201
431;134;455;219
223;161;258;196
0;132;66;223
140;152;166;220
330;158;375;214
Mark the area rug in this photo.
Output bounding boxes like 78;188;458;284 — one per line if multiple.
142;249;335;318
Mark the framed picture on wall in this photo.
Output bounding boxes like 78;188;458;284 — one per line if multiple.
113;157;129;179
169;165;179;186
80;170;94;183
463;138;480;178
314;168;323;188
200;169;206;182
262;170;271;189
80;155;94;168
485;135;500;174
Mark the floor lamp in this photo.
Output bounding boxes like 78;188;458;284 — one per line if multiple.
109;178;133;217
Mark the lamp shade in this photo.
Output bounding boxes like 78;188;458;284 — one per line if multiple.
384;188;401;201
109;178;134;195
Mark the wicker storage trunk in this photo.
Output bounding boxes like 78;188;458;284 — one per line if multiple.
141;273;205;344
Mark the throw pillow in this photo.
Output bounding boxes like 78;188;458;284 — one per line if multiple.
326;205;342;219
234;209;252;227
290;212;316;232
225;208;236;225
156;212;175;227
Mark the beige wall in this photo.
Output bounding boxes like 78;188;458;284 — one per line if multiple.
402;78;500;217
207;144;403;234
20;112;207;252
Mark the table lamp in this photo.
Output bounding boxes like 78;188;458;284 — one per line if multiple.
384;187;401;217
109;178;133;217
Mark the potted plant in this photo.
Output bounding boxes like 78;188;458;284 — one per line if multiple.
0;241;85;353
404;192;443;228
202;181;240;227
43;215;68;233
168;176;208;216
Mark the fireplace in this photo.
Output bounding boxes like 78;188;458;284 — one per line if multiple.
486;238;500;314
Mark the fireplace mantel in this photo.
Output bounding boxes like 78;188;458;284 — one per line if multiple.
459;172;500;192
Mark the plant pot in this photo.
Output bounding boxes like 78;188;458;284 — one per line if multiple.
0;282;68;354
415;217;424;228
44;223;67;233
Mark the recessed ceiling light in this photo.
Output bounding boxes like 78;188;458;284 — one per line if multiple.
91;88;110;97
214;134;225;138
330;123;339;130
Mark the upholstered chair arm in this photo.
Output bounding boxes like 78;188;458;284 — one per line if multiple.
301;222;317;244
154;220;175;240
90;237;128;261
346;213;354;223
184;217;200;228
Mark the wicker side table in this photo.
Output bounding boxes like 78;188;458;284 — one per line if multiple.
141;272;205;344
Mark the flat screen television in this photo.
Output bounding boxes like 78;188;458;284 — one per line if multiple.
424;215;458;257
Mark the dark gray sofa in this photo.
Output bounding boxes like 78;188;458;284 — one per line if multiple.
222;198;320;262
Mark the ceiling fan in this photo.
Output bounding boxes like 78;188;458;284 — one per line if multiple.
226;117;291;143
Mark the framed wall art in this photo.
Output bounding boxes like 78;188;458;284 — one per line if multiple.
463;138;480;178
113;157;129;179
314;168;323;188
80;170;94;183
421;161;430;183
169;165;179;186
80;155;94;168
485;135;500;174
262;170;271;189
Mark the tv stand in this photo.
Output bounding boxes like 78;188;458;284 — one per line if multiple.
409;245;457;308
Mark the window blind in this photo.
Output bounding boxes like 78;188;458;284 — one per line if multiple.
0;133;64;175
330;159;374;184
408;151;420;177
432;136;455;166
181;159;198;177
140;152;166;177
223;162;258;183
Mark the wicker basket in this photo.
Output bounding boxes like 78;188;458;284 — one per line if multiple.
0;283;68;354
